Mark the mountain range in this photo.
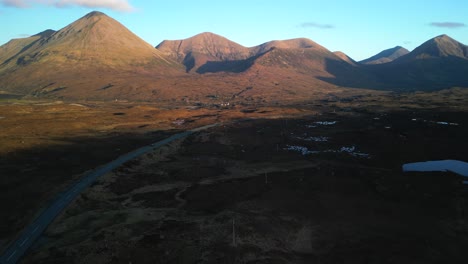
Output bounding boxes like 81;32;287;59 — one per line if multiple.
0;11;467;102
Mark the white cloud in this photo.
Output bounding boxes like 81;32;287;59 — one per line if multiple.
1;0;29;7
1;0;135;12
430;22;466;28
300;22;335;29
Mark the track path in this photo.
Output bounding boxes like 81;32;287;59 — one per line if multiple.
0;124;218;264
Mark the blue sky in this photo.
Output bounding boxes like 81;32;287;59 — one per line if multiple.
0;0;467;61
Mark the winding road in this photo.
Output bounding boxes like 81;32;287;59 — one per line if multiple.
0;124;218;264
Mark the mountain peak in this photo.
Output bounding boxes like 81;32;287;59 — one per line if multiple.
406;34;467;60
84;11;107;18
184;32;240;45
156;32;251;72
1;10;177;70
253;38;328;55
360;46;409;64
431;34;458;44
157;32;246;49
194;32;219;37
260;38;323;49
435;34;450;39
0;10;182;96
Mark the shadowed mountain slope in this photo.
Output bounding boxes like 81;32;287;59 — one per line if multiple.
156;36;340;74
360;46;409;65
367;35;468;90
242;42;382;92
156;35;378;89
0;30;56;65
333;51;357;66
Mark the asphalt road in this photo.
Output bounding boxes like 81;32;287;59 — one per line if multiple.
0;124;218;264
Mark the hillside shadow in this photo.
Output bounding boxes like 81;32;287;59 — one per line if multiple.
320;56;468;91
1;30;55;66
316;58;388;90
195;52;265;74
2;112;468;262
0;129;178;247
196;58;255;74
182;52;196;73
366;56;468;91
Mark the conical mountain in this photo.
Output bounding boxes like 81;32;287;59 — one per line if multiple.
156;32;251;72
367;35;468;90
398;34;468;61
360;46;409;64
0;11;183;97
2;11;178;69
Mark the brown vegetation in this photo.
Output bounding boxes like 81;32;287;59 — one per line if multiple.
10;91;467;264
1;12;468;102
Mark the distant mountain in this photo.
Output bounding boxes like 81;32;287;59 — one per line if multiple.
156;32;251;73
2;11;178;69
398;34;468;61
251;38;327;55
0;30;56;65
360;46;409;64
333;51;357;66
242;40;381;92
0;11;182;96
367;35;468;90
155;35;367;80
1;11;467;101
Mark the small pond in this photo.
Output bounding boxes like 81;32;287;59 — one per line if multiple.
402;160;468;178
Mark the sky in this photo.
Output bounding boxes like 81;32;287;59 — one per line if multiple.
0;0;467;61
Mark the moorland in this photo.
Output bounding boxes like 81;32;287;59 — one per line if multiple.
1;10;468;264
